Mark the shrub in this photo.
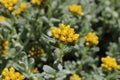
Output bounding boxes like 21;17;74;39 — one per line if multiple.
0;0;120;80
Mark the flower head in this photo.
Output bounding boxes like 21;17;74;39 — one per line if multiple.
70;74;82;80
101;56;120;71
0;0;18;11
14;2;27;15
2;67;25;80
31;0;43;6
84;32;99;45
0;38;9;56
29;46;44;57
32;67;39;73
20;2;27;9
51;24;79;43
69;4;84;16
0;16;6;21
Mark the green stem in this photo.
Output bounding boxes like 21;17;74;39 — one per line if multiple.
47;0;53;19
57;42;64;63
30;73;38;80
79;47;89;70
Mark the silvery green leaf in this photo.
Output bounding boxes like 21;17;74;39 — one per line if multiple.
0;21;11;29
93;75;105;80
28;58;35;71
54;48;60;58
56;70;71;80
44;74;54;79
57;63;63;70
50;18;60;22
43;65;56;74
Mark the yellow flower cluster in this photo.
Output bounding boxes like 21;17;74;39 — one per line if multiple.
2;67;25;80
69;4;84;16
101;56;120;71
84;32;99;45
51;24;79;42
69;74;82;80
14;2;27;15
0;0;18;11
0;16;6;21
0;38;9;56
29;46;44;57
32;67;39;73
31;0;43;6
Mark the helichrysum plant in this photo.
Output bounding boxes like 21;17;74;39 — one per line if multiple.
0;0;120;80
51;23;80;63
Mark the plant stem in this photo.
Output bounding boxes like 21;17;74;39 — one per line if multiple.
79;47;89;70
57;42;64;63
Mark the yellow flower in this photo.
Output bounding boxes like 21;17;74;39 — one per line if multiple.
101;56;120;71
69;5;84;16
20;2;27;9
0;38;9;56
0;0;18;11
14;2;27;15
0;16;6;21
70;74;82;80
2;67;25;80
51;24;79;43
29;46;44;57
84;32;99;45
31;0;43;6
32;67;39;73
3;41;9;49
13;0;18;4
14;8;22;15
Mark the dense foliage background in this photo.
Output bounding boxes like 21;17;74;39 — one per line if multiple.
0;0;120;80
